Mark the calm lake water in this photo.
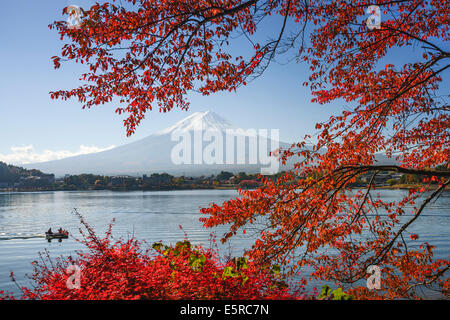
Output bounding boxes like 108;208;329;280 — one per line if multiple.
0;189;448;295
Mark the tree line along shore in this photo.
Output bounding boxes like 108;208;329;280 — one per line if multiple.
1;161;447;193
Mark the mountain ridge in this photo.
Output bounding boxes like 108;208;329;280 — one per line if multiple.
23;111;289;177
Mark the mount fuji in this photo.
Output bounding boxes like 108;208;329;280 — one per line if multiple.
24;111;290;177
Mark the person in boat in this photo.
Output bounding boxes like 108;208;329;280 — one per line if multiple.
58;228;68;235
47;228;53;234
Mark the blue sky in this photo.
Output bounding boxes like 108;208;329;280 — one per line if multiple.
1;1;444;166
0;0;342;165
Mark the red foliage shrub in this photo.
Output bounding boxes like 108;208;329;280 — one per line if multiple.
0;214;308;300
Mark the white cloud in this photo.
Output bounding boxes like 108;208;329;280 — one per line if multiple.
0;144;116;165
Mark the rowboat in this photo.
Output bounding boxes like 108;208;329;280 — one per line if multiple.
45;232;69;239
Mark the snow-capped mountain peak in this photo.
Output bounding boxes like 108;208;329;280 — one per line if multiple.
156;111;238;135
23;111;296;177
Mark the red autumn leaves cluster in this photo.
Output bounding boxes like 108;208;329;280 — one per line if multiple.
49;0;266;136
0;217;306;300
47;0;449;299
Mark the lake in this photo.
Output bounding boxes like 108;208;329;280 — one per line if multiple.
0;189;448;296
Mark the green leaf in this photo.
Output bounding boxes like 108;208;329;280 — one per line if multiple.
271;264;281;275
242;274;249;285
222;266;237;278
152;242;163;251
318;285;332;299
318;285;353;300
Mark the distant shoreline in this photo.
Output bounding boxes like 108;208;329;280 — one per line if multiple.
1;184;447;194
0;185;241;193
